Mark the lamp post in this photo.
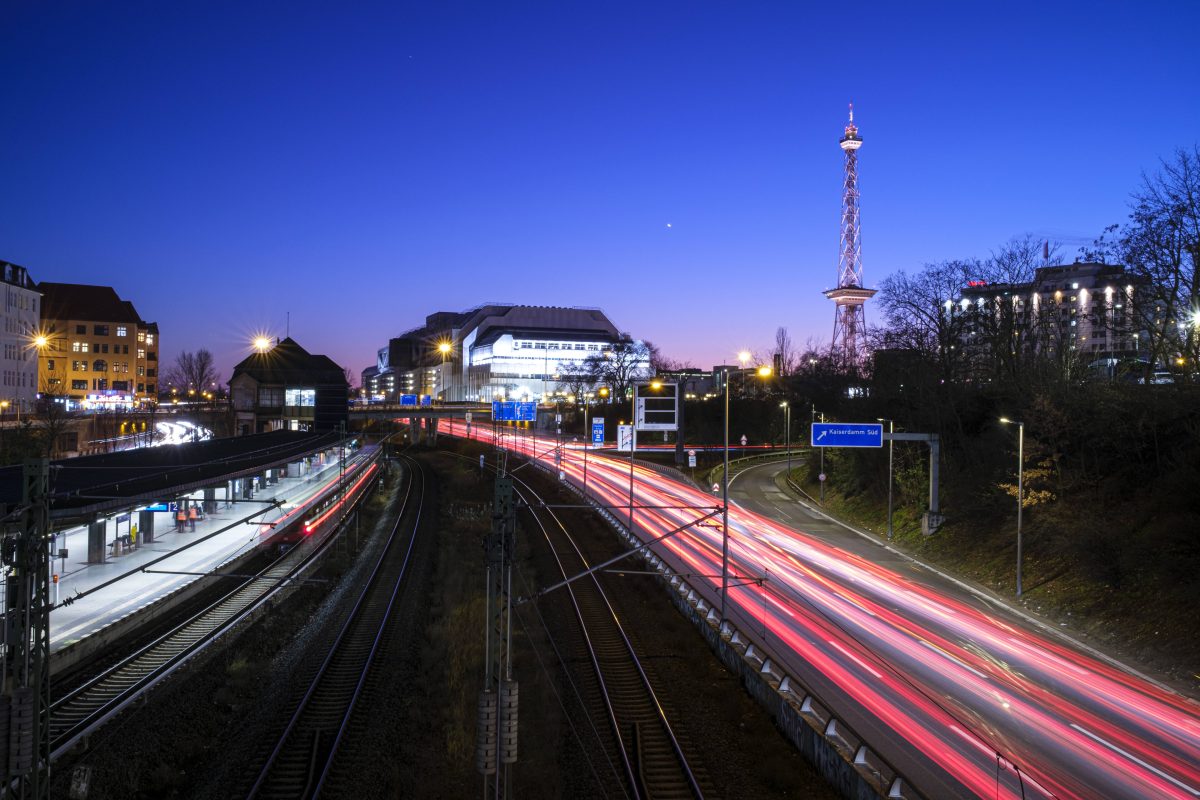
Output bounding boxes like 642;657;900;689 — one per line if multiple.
1000;417;1025;597
781;401;791;476
720;368;731;622
812;405;825;502
720;363;772;625
437;341;451;402
878;417;894;540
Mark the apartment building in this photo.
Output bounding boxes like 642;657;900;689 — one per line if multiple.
37;283;160;409
0;260;42;413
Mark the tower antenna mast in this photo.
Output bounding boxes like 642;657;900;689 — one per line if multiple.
823;103;877;368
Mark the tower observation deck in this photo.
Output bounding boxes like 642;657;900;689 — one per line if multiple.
823;104;876;367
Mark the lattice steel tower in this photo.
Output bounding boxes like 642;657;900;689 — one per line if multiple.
823;103;876;366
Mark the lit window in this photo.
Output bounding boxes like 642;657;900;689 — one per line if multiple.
146;334;154;345
116;326;127;337
138;348;146;360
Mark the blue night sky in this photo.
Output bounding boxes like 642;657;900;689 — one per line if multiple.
2;1;1198;380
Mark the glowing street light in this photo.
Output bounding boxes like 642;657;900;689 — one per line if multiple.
877;417;895;540
999;417;1025;597
780;401;791;476
719;360;773;625
253;336;272;353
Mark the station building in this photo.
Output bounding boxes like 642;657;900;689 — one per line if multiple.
367;304;649;403
36;282;160;410
230;337;349;435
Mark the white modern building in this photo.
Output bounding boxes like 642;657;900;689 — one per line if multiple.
369;305;649;403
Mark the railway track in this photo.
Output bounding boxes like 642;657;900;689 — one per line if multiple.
246;453;426;799
48;453;383;760
508;468;708;800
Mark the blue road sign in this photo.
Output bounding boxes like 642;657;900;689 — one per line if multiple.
420;395;432;407
591;418;605;445
811;422;883;448
492;401;516;421
516;402;537;421
399;394;418;407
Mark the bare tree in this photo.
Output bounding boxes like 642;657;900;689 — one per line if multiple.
555;361;593;399
163;349;221;396
582;341;652;400
774;327;796;376
1114;146;1200;376
875;260;980;382
987;234;1061;284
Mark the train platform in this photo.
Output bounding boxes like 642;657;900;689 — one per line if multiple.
47;446;367;654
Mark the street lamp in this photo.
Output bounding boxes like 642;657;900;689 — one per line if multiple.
253;336;271;353
720;361;771;624
811;405;826;502
999;417;1025;597
780;401;791;476
877;417;894;540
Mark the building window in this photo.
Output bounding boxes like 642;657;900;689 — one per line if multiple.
148;351;156;361
137;331;145;343
76;325;86;334
285;388;316;407
47;359;55;370
116;326;127;337
146;333;154;345
72;380;87;390
137;348;146;360
72;361;88;372
93;359;107;372
258;387;283;407
147;368;156;378
93;324;109;336
137;366;145;376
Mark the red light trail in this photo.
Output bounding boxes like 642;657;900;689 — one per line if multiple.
448;421;1200;799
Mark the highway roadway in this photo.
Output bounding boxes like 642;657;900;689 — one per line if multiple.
447;421;1200;800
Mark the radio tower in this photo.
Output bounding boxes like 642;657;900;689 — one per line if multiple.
823;103;876;367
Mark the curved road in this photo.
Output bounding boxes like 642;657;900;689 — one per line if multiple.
447;423;1200;799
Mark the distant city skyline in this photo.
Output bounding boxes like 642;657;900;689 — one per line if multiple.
2;2;1198;381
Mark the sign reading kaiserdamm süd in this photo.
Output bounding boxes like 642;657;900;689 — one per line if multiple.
810;423;884;448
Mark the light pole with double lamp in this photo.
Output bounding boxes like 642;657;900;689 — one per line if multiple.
720;363;771;624
877;417;894;540
811;405;825;502
780;401;791;476
999;417;1025;597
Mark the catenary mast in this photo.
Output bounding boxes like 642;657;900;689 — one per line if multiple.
823;104;876;366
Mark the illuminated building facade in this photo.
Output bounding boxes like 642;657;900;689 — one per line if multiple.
370;305;647;403
0;260;42;414
37;283;160;409
950;262;1151;369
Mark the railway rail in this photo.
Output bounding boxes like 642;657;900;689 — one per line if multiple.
502;458;708;799
48;452;383;760
246;453;426;799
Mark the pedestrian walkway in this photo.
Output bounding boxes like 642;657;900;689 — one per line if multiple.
48;447;367;653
